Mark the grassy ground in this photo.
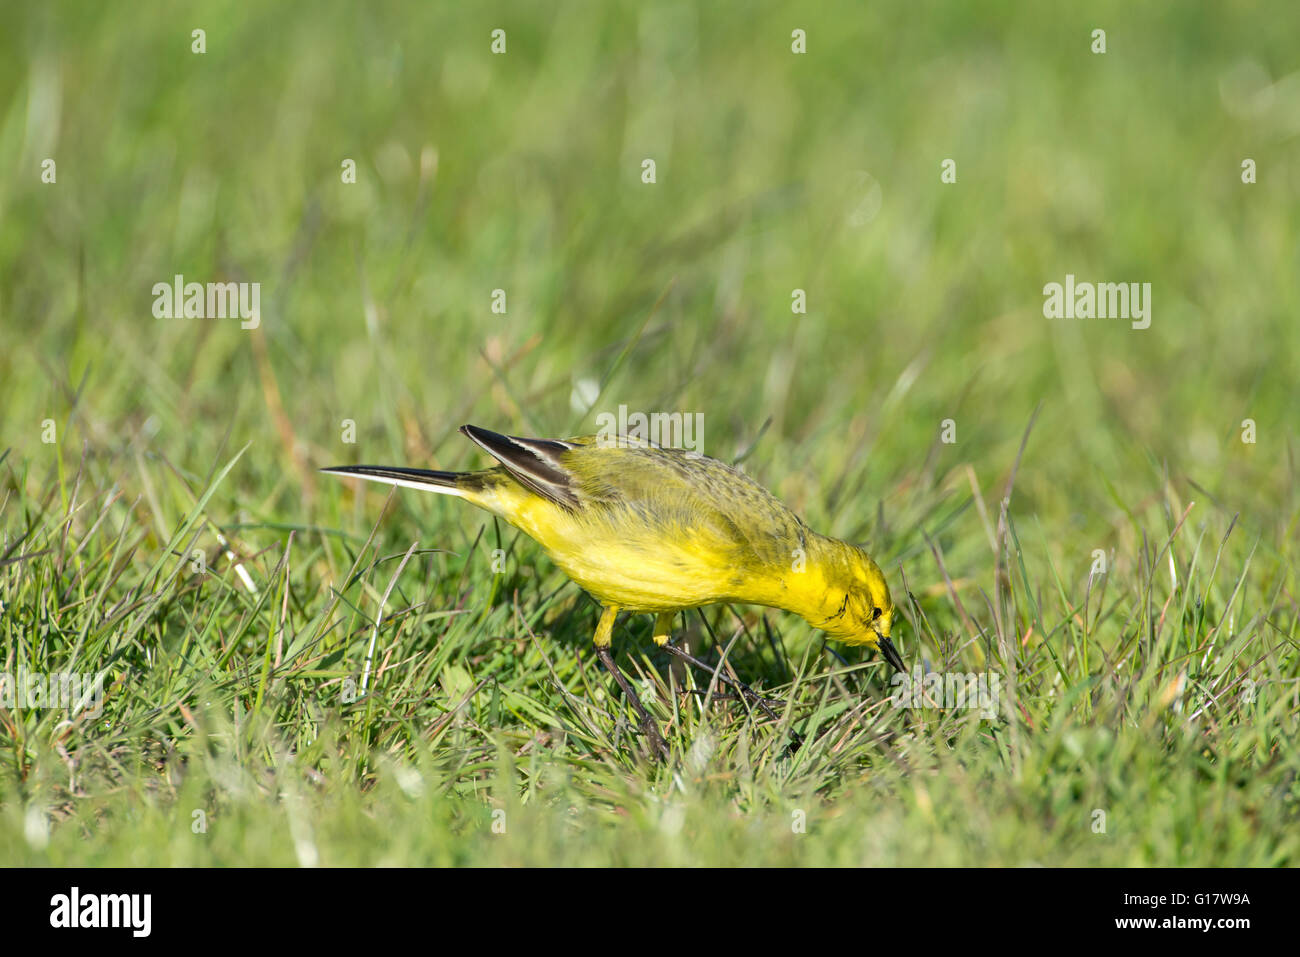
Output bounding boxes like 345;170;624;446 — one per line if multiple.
1;1;1298;865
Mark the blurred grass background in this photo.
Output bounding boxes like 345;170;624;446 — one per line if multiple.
0;0;1297;865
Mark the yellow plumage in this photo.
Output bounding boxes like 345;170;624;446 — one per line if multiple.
324;424;903;756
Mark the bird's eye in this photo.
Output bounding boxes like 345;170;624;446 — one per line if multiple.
871;606;882;621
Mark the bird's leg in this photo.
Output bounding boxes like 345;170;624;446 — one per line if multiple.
655;611;785;722
593;605;668;759
661;636;804;751
652;611;676;647
655;611;743;700
658;642;784;722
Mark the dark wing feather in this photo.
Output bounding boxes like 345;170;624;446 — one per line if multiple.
459;424;580;511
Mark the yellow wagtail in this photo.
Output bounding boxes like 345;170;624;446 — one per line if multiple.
324;424;903;756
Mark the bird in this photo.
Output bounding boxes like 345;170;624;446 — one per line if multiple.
323;424;904;757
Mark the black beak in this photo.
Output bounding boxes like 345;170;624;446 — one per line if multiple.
879;636;906;673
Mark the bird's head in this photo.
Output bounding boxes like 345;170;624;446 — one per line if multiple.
802;540;904;672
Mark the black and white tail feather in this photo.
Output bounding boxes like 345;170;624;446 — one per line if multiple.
321;424;581;510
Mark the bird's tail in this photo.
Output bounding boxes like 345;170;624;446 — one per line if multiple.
320;464;475;498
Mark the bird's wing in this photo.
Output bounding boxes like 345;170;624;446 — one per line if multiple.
461;427;807;567
566;442;808;569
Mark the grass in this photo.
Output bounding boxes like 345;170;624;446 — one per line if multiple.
1;0;1298;866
